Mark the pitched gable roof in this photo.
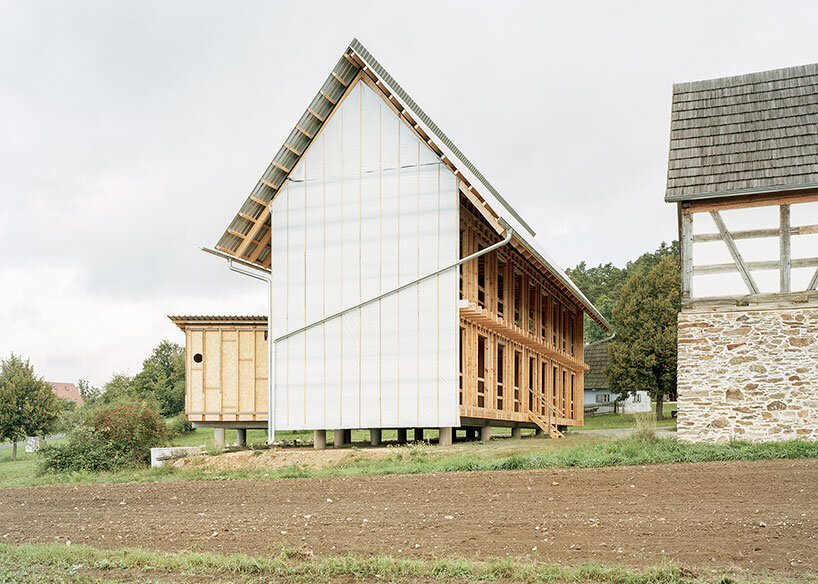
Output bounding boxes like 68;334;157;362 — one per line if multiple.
583;338;610;390
214;39;610;331
666;63;818;202
49;382;84;407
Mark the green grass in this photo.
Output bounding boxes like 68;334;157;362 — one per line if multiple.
0;542;804;584
577;402;677;431
2;432;817;489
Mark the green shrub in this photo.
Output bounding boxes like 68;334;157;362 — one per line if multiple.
39;401;167;473
168;413;194;437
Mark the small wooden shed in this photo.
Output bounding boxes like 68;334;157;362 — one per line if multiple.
169;316;268;428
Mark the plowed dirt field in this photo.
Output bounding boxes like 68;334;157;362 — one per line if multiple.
1;459;815;576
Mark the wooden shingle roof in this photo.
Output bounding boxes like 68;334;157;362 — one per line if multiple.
665;63;818;202
583;338;610;390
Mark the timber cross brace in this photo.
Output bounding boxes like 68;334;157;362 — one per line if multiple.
680;196;818;300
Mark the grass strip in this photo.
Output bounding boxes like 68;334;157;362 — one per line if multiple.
0;542;801;584
2;433;817;489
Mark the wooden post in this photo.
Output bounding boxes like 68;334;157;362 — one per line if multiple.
780;204;791;292
680;210;693;300
314;429;326;450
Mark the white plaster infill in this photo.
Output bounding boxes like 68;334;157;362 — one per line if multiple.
150;446;203;468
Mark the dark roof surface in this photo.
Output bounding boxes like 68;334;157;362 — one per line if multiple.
583;338;611;390
666;63;818;202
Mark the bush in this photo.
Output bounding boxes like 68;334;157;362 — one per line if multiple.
39;401;168;473
168;413;194;437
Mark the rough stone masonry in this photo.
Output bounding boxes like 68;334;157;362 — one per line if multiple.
677;305;818;443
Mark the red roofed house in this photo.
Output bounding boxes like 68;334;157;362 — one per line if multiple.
49;382;84;407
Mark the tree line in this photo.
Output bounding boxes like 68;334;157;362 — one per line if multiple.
566;242;680;419
0;341;184;460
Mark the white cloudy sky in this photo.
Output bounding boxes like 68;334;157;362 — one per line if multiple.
1;0;816;387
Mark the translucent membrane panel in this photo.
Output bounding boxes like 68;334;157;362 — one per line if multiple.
270;80;459;430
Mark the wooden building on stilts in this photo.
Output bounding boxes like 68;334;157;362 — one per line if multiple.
172;39;611;449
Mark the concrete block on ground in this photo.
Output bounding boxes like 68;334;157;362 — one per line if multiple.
480;426;492;442
236;428;246;447
439;427;453;446
397;428;407;444
150;446;203;468
511;426;522;440
413;428;424;442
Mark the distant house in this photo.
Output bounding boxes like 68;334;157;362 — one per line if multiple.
583;339;650;414
49;382;84;407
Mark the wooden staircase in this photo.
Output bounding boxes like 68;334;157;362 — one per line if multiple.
528;393;564;439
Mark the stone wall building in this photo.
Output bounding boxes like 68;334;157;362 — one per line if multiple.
666;64;818;443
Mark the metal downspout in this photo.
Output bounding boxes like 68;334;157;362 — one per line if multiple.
201;247;276;445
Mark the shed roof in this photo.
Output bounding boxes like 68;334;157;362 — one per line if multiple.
665;63;818;202
583;338;611;390
212;38;610;331
168;315;267;330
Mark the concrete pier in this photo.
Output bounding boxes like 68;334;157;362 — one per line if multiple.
314;429;326;450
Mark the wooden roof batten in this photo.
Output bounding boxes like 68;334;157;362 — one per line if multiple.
213;38;612;331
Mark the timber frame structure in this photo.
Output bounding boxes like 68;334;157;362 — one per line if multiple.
667;63;818;443
189;39;610;447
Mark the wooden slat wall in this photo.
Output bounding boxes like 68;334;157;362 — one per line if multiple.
183;324;269;423
458;197;585;425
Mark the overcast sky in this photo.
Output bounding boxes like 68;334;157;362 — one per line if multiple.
1;0;816;387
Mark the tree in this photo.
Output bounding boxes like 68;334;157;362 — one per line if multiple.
566;241;679;343
131;341;185;415
607;255;680;420
77;379;102;406
0;354;61;461
98;373;136;405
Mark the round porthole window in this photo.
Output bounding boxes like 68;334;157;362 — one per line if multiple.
193;353;203;363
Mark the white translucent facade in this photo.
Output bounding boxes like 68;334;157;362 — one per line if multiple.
270;80;460;431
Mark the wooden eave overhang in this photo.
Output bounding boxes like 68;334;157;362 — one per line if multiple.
213;38;611;332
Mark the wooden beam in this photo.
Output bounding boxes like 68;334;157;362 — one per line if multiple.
693;223;818;242
249;195;268;206
319;89;337;105
808;268;818;291
307;107;325;122
248;226;272;263
295;125;314;139
283;143;302;157
683;188;818;214
331;71;348;86
258;178;279;190
681;212;693;300
342;52;358;67
694;256;818;275
711;211;759;294
780;204;791;292
272;161;292;173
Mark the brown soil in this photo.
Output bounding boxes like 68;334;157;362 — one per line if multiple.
1;459;816;577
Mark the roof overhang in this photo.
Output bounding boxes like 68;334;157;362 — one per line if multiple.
168;315;267;330
212;38;611;332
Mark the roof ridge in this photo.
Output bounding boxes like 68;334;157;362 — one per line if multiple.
673;63;818;93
